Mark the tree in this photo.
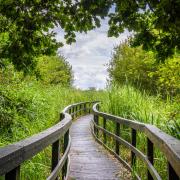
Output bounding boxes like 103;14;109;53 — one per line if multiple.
108;41;157;92
108;41;180;96
36;55;73;86
0;0;180;72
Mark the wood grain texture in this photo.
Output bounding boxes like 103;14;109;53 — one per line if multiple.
69;115;129;180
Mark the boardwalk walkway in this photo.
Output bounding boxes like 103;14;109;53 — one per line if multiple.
69;115;130;180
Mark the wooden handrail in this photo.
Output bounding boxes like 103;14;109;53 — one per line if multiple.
92;103;180;180
0;101;98;180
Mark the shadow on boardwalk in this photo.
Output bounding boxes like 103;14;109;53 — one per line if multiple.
69;115;131;180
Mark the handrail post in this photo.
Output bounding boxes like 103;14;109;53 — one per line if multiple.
115;122;120;155
51;140;60;180
168;162;179;180
75;106;78;118
60;112;64;121
131;128;136;167
62;130;69;179
147;138;153;180
79;104;81;116
96;105;100;137
84;103;86;115
94;114;99;137
103;117;107;144
5;166;20;180
89;102;91;114
72;106;75;119
76;105;80;117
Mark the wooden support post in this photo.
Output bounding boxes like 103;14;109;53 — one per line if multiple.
75;106;78;118
84;104;86;115
96;115;99;137
103;117;107;144
62;130;69;179
73;107;75;119
131;128;136;167
5;166;20;180
147;138;153;180
115;122;120;155
94;114;99;137
94;104;100;137
60;113;64;121
77;105;79;117
89;103;91;114
79;104;81;116
51;140;60;180
168;162;179;180
93;114;96;134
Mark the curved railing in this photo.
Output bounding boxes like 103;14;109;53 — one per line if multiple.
0;101;97;180
92;103;180;180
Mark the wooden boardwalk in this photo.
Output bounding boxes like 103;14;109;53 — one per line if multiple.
69;115;130;180
1;102;179;179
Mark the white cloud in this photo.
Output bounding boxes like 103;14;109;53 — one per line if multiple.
55;18;129;89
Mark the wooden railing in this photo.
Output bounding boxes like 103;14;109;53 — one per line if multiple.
92;103;180;180
0;101;97;180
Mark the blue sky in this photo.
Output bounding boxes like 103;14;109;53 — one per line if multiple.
54;18;129;90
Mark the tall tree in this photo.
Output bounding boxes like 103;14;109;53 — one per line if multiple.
0;0;179;72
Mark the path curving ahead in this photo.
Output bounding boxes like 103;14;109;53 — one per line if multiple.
68;115;130;180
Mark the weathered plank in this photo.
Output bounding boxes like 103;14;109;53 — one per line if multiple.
69;115;131;180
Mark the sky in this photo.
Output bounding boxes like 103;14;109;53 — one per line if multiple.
54;18;129;90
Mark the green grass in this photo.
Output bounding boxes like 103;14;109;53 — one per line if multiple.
0;82;179;179
101;85;179;138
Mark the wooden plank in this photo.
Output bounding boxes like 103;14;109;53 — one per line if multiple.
69;115;130;180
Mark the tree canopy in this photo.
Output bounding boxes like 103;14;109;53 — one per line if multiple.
0;0;180;72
